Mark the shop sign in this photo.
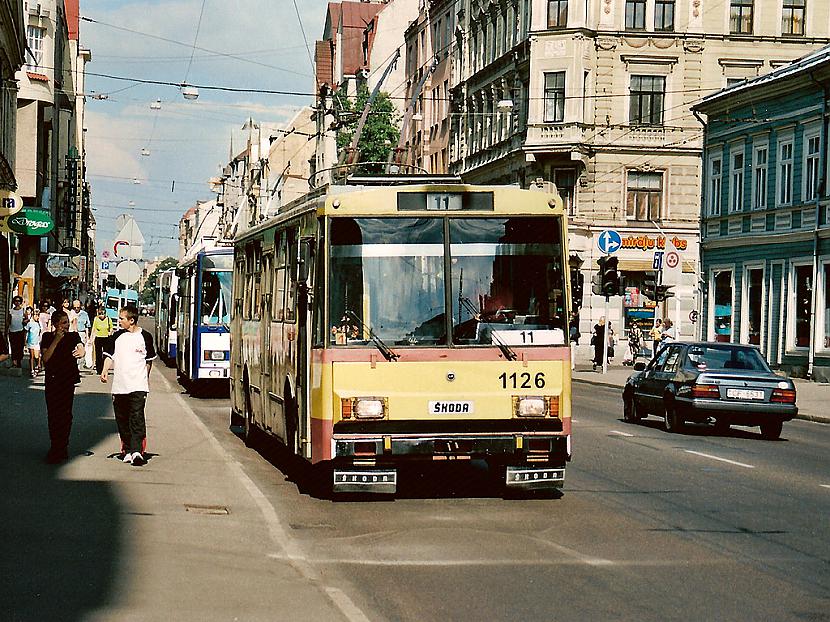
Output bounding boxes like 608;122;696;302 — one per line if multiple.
0;208;54;235
621;235;688;252
0;190;23;216
45;253;79;278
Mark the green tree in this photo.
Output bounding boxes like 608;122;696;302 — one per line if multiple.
336;86;400;174
140;257;178;304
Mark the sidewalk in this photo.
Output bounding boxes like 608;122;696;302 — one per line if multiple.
572;363;830;424
0;367;348;621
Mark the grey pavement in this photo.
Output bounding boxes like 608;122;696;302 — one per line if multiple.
0;366;348;622
572;363;830;424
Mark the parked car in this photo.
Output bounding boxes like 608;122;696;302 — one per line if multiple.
622;342;797;439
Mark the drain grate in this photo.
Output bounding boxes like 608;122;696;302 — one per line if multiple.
184;504;229;515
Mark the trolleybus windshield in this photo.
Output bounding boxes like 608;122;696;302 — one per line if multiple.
329;216;566;347
201;270;232;325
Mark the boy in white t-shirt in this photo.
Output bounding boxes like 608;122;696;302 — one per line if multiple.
100;305;156;466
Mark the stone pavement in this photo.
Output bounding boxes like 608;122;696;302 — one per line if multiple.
572;364;830;424
0;365;349;621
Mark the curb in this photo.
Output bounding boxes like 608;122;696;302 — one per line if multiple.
572;376;830;425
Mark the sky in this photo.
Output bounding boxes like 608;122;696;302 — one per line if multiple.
80;0;331;262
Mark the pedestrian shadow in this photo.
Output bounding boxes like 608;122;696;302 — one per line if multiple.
0;376;123;621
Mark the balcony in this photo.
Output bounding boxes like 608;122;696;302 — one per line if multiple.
525;122;586;148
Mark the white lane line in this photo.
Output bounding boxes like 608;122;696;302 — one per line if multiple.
609;430;635;437
821;485;830;489
684;450;755;469
155;371;371;622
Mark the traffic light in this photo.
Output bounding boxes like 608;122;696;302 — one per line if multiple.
655;284;675;302
642;271;658;301
601;256;620;297
592;257;604;295
570;269;584;312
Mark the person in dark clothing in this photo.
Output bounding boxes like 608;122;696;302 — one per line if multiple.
40;310;85;464
592;317;606;371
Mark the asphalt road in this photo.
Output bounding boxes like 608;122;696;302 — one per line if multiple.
171;365;830;622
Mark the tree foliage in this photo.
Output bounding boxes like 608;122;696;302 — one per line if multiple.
335;86;400;174
140;257;178;304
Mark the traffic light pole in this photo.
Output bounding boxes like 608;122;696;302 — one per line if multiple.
602;295;610;375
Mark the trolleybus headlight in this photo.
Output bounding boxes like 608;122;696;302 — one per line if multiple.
341;397;388;420
513;396;550;418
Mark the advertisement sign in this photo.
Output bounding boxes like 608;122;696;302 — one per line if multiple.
0;209;54;235
0;189;23;216
45;254;79;278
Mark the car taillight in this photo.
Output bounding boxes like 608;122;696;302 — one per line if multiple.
691;384;720;399
771;388;796;404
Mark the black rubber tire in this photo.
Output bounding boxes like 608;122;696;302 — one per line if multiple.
760;420;783;440
623;393;641;423
663;401;683;433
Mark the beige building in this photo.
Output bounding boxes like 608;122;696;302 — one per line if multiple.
447;0;830;351
266;107;316;210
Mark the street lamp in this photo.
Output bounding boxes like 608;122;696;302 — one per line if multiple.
180;83;199;101
150;99;162;110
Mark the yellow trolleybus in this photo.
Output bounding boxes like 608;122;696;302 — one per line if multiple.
230;178;572;494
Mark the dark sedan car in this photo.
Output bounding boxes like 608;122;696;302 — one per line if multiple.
622;342;797;439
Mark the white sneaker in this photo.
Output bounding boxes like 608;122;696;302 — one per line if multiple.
122;453;133;464
131;452;146;466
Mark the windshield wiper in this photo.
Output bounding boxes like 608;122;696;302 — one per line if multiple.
459;297;517;361
344;310;399;362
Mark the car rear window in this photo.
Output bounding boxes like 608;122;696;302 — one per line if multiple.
685;345;770;372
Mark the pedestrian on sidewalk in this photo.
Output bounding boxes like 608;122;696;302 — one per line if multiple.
91;306;113;374
649;318;663;357
38;301;52;335
8;295;26;368
627;323;643;366
661;318;676;344
569;312;580;370
40;310;85;464
73;301;91;370
25;308;42;377
100;305;156;466
591;317;606;371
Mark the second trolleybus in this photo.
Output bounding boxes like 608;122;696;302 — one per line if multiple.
230;179;572;494
154;268;179;365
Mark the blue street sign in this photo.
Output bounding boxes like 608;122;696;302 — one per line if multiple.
653;251;664;270
101;261;110;271
597;229;622;255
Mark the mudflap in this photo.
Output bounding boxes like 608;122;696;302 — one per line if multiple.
333;468;397;494
505;465;565;489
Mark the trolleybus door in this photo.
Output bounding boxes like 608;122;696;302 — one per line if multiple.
296;236;315;458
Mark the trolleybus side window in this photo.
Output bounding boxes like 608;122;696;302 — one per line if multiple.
329;217;445;346
285;227;298;323
449;217;567;346
274;231;286;321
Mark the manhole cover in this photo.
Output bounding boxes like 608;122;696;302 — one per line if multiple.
184;504;229;515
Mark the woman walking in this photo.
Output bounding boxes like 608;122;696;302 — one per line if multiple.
40;310;84;464
90;306;113;374
25;308;42;376
8;295;26;368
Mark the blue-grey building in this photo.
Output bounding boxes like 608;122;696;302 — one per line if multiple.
694;46;830;381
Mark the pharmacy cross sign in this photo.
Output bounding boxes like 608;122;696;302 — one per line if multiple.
597;229;622;255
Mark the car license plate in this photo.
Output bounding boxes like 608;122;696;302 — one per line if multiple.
429;401;474;414
726;388;764;400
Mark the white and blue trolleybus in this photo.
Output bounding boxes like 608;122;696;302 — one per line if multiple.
154;268;179;365
176;247;233;392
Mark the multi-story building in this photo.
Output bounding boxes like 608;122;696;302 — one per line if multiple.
694;45;830;381
1;0;24;328
266;107;316;209
14;0;92;304
448;0;830;350
178;200;221;261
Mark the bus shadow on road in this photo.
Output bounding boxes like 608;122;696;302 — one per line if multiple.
235;428;563;502
620;417;789;442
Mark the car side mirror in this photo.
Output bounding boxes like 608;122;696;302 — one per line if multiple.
634;361;646;371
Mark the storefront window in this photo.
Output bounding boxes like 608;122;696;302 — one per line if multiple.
746;268;763;345
622;272;656;332
713;270;733;342
793;265;812;348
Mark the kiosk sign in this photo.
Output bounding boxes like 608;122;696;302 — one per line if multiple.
0;208;54;235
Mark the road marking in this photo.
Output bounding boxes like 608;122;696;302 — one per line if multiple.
610;430;634;437
684;450;755;469
821;485;830;489
155;371;371;622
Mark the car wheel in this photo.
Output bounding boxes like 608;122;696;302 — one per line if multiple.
623;392;641;423
760;420;783;440
663;401;683;433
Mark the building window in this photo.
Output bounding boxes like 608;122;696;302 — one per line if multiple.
730;150;744;212
26;25;45;70
547;0;568;28
713;270;733;342
726;77;746;88
778;140;793;205
782;0;806;36
543;71;566;123
625;0;646;30
752;145;767;209
553;168;577;216
792;264;812;348
745;267;763;345
805;135;821;201
730;0;754;34
654;0;675;31
629;75;665;126
708;157;722;216
626;171;663;221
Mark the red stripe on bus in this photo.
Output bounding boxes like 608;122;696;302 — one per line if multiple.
312;347;569;363
311;417;333;463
